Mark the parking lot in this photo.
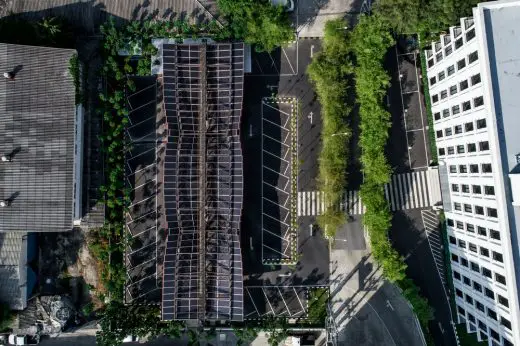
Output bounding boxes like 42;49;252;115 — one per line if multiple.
262;98;298;264
124;76;161;303
244;285;308;320
251;42;298;76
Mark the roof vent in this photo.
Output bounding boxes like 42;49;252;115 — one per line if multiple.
0;200;10;207
1;155;11;162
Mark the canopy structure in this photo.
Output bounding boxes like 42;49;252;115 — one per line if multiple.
161;42;245;322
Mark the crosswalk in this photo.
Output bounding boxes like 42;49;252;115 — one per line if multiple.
297;168;442;216
421;209;446;286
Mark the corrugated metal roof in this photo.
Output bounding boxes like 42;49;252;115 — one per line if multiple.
0;43;77;232
0;232;27;310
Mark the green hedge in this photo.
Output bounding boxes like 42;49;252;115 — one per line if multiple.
418;43;438;165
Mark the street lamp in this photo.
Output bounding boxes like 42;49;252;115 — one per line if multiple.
331;132;349;137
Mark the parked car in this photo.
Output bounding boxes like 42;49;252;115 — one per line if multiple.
270;0;295;12
7;335;39;345
122;335;140;343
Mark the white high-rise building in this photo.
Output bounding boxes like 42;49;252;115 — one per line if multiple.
425;1;520;345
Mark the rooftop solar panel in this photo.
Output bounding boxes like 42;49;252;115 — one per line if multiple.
161;42;245;322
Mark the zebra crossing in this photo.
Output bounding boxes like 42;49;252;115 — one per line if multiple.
421;209;446;286
297;169;441;216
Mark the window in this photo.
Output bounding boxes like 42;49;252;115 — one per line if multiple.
484;288;495;300
479;141;489;151
434;112;441;120
443;108;450;118
470;261;479;271
454;125;463;134
480;247;489;257
463;276;471;285
449;236;456;244
504;338;514;346
458;239;466;248
489;328;499;341
453;271;461;280
462;100;471;111
495;273;506;285
487;208;498;218
455;37;463;49
482;267;492;278
469;164;479;173
472;185;482;194
438;71;446;81
439;148;445;156
452;105;460;115
450;165;457;173
477;226;487;236
457;58;466;70
450;85;458;95
467;143;476;152
430;76;436;86
476;118;486;129
458;305;466;315
466;28;476;41
465;122;474;132
465;294;473;304
473;281;482;292
441;90;448;99
476;301;485;312
436;52;443;63
456;288;463;297
460;80;469;91
428;58;434;68
451;184;459;192
451;253;459;262
468;243;477;252
432;94;439;103
447;65;455;76
457;145;465;154
436;130;443;138
456;221;464;229
475;206;484;215
448;146;455;155
471;73;481;85
498;295;509;307
482;164;492;173
445;128;453;136
460;258;468;267
468;51;478;63
487;308;497;321
468;313;475;323
447;219;454;227
454;202;461;211
490;229;500;240
474;96;484;107
445;45;453;56
493;252;503;263
466;224;474;233
461;184;470;193
501;317;512;331
459;165;467;173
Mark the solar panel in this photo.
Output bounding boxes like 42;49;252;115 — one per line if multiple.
161;42;245;322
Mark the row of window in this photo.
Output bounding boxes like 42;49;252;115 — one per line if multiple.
432;73;481;103
450;236;503;265
429;50;479;85
451;183;495;196
455;285;510;321
428;29;477;68
457;304;512;345
438;140;489;156
435;118;486;138
453;202;498;218
450;240;507;286
446;218;501;242
448;163;493;175
433;95;485;121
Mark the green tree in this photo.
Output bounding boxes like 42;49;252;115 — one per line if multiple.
0;304;13;332
218;0;294;52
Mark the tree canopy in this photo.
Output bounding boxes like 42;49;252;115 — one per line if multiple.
217;0;294;52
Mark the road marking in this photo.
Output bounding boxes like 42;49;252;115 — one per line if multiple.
310;44;315;58
438;322;445;334
386;300;394;311
308;111;313;124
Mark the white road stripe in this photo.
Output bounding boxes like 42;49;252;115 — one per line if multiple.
412;172;419;208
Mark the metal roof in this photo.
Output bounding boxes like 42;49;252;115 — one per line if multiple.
0;43;77;232
161;42;245;322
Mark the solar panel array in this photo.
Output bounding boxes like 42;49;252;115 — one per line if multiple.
161;42;245;322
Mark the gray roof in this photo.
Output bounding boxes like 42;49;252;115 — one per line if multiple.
0;43;77;232
0;232;27;310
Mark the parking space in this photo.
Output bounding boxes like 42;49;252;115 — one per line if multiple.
251;41;298;76
124;77;161;303
261;98;298;264
244;286;309;320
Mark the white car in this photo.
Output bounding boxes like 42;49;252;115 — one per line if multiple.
271;0;295;12
122;335;139;343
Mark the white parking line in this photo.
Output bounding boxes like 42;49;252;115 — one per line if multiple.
263;212;290;227
263;181;290;195
263;149;290;163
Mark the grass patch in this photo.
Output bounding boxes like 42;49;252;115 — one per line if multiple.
307;287;328;325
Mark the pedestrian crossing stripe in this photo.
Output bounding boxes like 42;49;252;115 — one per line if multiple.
298;169;441;216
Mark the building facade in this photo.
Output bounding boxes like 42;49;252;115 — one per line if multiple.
425;1;520;345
